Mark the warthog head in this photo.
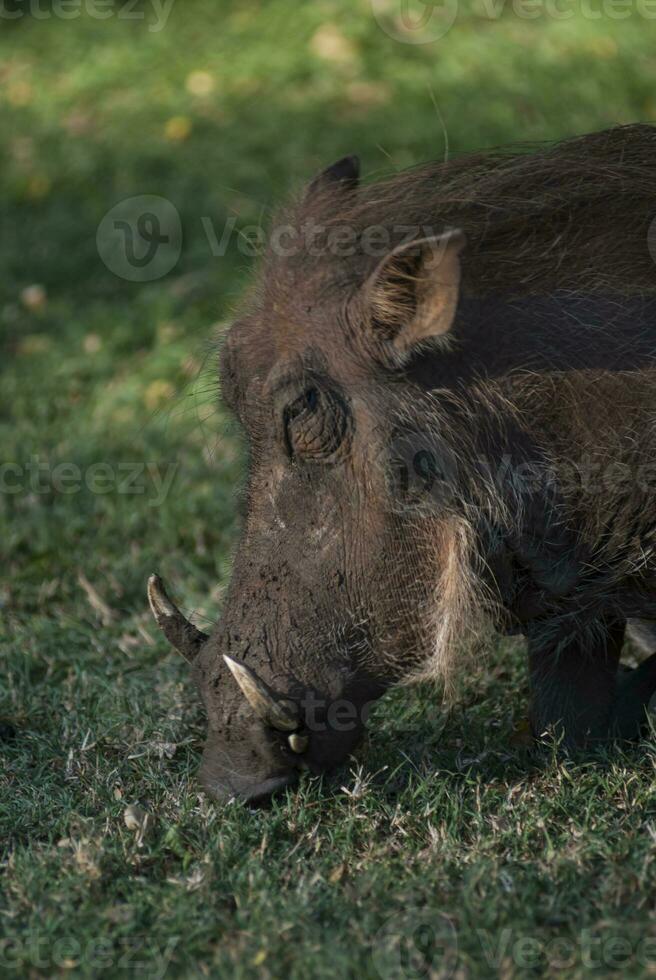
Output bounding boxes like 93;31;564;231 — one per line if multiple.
147;126;656;800
149;156;492;803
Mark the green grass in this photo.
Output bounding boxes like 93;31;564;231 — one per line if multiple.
2;2;656;976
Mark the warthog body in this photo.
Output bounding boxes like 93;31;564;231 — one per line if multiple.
151;123;656;802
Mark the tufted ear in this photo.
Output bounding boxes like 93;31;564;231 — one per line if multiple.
363;229;465;363
307;155;360;196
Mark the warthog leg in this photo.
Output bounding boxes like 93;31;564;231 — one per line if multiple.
526;617;656;748
613;653;656;740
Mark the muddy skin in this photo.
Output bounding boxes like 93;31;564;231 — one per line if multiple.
151;124;656;802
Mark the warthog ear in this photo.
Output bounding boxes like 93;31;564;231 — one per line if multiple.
364;229;465;362
307;155;360;196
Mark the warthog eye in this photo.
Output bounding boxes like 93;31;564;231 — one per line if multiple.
284;385;350;461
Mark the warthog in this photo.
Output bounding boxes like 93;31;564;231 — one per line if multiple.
150;123;656;803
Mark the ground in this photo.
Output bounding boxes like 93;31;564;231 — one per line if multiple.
2;2;656;977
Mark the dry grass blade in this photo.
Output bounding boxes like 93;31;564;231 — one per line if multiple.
78;573;118;626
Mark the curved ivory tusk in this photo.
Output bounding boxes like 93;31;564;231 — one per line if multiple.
288;733;309;754
223;654;299;732
147;574;208;663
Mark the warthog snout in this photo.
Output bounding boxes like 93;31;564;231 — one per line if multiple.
198;727;300;805
148;574;379;802
195;654;376;803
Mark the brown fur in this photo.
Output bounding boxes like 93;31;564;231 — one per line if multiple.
272;123;656;300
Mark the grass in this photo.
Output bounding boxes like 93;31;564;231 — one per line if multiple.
2;1;656;976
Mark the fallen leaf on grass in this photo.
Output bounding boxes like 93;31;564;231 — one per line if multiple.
123;804;154;847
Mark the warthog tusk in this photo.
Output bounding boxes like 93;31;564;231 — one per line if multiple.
288;733;309;754
222;654;299;732
147;574;208;663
